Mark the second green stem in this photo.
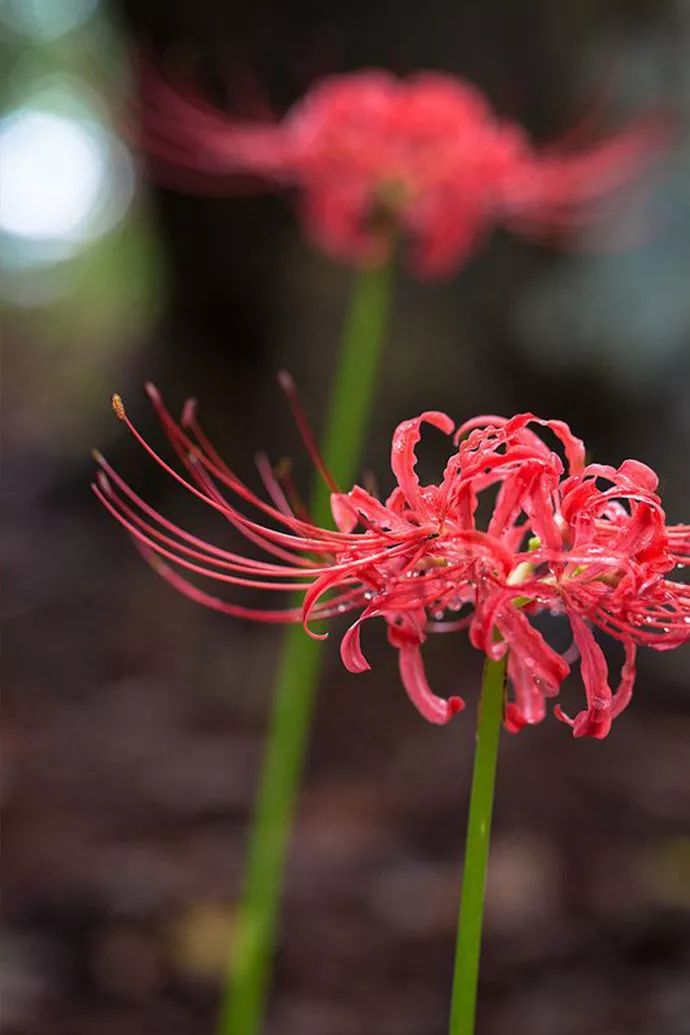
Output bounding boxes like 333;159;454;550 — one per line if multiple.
218;262;394;1035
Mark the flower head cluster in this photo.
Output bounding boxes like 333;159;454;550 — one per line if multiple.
143;69;664;277
94;387;690;737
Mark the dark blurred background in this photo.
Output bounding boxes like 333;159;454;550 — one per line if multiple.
3;1;690;1033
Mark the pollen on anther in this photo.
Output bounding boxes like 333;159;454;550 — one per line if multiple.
112;394;126;421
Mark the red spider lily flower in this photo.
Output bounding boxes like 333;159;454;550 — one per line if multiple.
140;68;665;278
93;387;690;736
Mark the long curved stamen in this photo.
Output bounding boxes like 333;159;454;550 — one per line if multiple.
93;480;317;592
277;371;339;494
398;643;464;724
93;449;316;570
254;452;295;518
110;393;378;553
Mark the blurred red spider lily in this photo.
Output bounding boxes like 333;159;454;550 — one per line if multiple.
140;68;666;277
93;387;690;736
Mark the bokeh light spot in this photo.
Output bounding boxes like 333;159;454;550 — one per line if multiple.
0;110;106;241
0;82;136;281
0;0;99;41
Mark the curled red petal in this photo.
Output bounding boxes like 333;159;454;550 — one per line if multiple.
331;493;359;533
301;571;343;640
340;613;373;673
397;643;464;724
567;614;613;739
507;413;586;476
497;607;570;695
611;641;637;720
617;459;659;493
390;411;455;514
504;701;529;734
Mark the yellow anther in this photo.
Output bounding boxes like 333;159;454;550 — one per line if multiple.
111;394;126;420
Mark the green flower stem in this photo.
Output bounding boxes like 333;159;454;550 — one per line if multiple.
311;262;396;524
217;262;394;1035
449;651;508;1035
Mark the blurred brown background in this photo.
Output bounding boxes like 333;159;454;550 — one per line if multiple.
3;1;690;1033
